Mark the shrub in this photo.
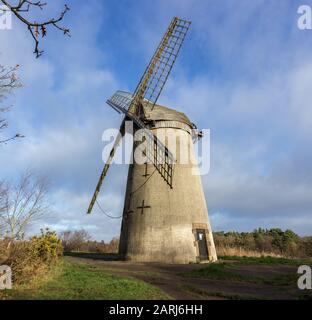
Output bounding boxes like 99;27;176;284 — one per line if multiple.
0;239;9;264
214;228;308;258
63;237;120;254
30;228;63;262
4;228;63;284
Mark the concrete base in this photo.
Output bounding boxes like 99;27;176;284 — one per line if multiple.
119;126;217;264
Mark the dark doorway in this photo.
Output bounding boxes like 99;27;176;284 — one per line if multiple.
196;229;209;260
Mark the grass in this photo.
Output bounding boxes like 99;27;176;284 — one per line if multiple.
219;255;312;266
181;263;264;283
2;254;310;300
181;257;304;287
2;258;171;300
216;247;282;258
64;252;119;261
182;284;263;300
298;292;312;300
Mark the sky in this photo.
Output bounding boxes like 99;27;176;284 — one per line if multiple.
1;0;312;240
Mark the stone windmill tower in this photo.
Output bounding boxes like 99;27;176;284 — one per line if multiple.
87;17;217;264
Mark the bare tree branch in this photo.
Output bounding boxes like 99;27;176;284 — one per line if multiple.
0;181;9;236
0;171;51;240
0;0;70;57
0;64;20;94
60;229;92;252
0;64;24;144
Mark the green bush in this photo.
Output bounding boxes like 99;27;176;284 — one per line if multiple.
4;229;63;284
214;228;309;258
30;228;63;262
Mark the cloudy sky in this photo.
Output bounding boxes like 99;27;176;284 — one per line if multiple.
1;0;312;240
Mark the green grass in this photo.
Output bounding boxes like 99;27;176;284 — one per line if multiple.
298;292;312;300
2;258;171;300
181;263;263;283
182;284;263;300
181;261;300;286
64;252;119;261
219;255;312;266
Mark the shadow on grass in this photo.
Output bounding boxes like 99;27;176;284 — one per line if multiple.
64;252;120;261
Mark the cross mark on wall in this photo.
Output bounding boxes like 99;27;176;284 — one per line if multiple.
137;200;151;215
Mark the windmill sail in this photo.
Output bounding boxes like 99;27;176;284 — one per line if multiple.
128;17;191;115
87;17;190;214
107;91;175;187
106;91;133;114
87;126;124;214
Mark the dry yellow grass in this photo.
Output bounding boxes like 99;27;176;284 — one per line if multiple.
216;246;282;258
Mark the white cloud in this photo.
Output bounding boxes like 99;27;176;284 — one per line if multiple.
160;54;312;236
30;188;124;240
1;0;312;239
289;62;312;134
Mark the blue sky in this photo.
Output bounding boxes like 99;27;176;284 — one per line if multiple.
1;0;312;240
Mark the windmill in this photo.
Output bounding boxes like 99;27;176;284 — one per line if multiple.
87;17;217;263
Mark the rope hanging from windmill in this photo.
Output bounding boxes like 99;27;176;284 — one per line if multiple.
95;199;122;219
95;166;157;219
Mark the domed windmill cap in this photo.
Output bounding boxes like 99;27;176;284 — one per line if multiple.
143;100;193;127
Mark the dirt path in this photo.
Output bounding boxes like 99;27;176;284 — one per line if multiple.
66;255;307;300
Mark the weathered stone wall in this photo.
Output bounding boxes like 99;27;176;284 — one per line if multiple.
119;125;217;264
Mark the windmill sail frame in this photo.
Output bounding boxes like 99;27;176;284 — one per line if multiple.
129;17;191;115
107;91;175;188
87;17;191;214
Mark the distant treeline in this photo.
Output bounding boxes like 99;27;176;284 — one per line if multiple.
59;229;119;253
59;228;312;259
214;228;312;258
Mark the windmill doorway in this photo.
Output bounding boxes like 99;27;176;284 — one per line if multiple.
196;229;209;261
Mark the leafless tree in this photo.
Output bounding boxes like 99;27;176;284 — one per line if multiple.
0;64;23;144
60;229;92;252
0;0;70;57
0;181;8;212
0;171;51;240
0;180;9;236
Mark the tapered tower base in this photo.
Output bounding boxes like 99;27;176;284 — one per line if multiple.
119;105;217;264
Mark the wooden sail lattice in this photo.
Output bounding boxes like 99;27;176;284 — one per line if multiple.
87;17;191;214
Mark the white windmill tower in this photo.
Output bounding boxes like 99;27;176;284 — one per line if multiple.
87;17;217;264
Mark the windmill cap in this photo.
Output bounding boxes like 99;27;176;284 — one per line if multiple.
143;101;193;127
